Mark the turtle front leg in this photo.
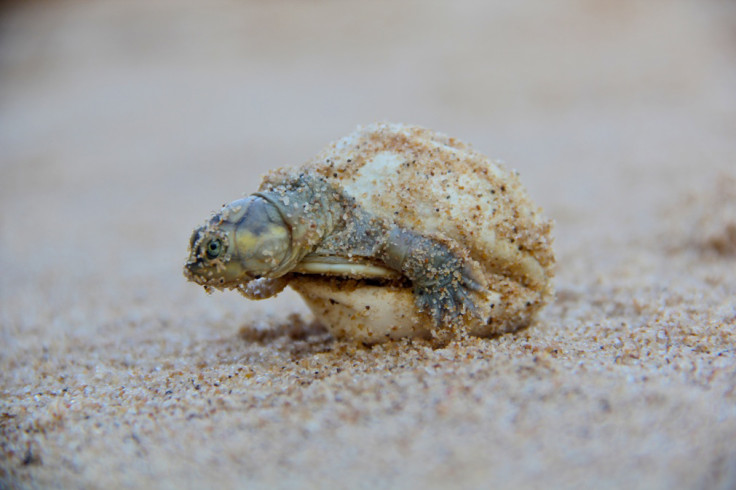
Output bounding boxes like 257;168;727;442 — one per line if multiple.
235;276;290;300
380;227;486;332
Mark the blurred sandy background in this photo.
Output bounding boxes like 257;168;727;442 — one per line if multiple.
1;0;735;488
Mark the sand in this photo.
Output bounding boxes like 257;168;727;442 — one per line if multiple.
1;0;735;488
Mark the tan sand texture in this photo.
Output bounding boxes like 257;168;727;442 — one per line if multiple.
1;0;735;488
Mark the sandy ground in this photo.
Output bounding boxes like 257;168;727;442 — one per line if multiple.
1;0;736;488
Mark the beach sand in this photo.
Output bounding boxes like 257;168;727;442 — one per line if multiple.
1;0;735;488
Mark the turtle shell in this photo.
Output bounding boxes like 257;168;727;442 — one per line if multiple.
262;123;555;343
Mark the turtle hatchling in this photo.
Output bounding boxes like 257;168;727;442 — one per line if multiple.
184;123;555;343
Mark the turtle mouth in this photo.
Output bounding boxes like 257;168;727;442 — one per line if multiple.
183;253;255;289
183;259;210;285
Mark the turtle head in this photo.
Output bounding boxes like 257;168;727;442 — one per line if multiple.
184;196;292;289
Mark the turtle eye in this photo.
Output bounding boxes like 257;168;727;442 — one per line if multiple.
205;238;222;259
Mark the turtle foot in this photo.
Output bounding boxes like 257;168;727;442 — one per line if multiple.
380;226;487;337
415;264;484;329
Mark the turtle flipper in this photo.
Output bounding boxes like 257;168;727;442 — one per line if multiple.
381;227;486;333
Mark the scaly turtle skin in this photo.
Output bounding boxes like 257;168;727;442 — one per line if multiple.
184;123;554;343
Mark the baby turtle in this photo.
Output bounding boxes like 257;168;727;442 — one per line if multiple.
184;123;554;344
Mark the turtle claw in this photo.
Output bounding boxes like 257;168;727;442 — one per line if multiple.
453;281;480;318
415;272;483;330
